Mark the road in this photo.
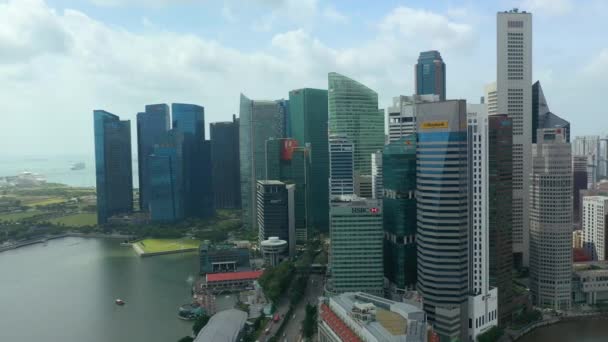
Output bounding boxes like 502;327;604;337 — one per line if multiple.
281;274;325;342
258;296;290;342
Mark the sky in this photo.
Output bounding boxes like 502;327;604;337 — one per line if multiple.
1;0;607;157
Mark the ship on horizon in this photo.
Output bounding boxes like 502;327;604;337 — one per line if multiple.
70;162;85;171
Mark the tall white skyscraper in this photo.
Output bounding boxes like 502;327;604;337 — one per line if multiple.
371;151;383;200
484;82;497;115
497;9;533;267
582;196;608;261
530;128;572;310
387;94;439;142
329;135;354;197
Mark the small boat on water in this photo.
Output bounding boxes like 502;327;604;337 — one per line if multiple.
71;162;85;171
115;299;125;305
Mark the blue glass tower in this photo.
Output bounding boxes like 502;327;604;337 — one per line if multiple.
94;110;133;224
136;104;170;212
415;50;446;101
148;130;184;222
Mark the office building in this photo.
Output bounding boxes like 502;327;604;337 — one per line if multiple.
289;88;329;232
265;138;310;242
172;103;214;218
371;151;383;200
260;237;289;267
600;136;608;180
328;196;383;296
532;81;570;143
466;106;498;340
582;196;608;261
199;242;250;274
136;104;170;212
484;83;498;115
328;72;384;193
256;180;295;257
93;110;133;224
530;128;572;310
383;135;417;292
574;156;589;224
210;115;240;209
573;262;608;306
416;100;468;341
148;130;185;222
415;50;446;100
497;9;533;267
329;135;355;197
387;94;439;143
354;174;373;199
487;114;514;326
239;95;285;230
318;292;428;342
573;136;601;187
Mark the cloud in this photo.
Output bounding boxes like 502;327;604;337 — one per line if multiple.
520;0;573;16
221;5;236;23
322;5;348;23
583;48;608;77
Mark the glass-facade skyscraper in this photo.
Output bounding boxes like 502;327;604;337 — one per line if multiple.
239;94;285;230
415;51;446;101
136;104;170;212
93;110;133;224
329;135;354;197
289;88;329;232
148;130;184;222
210;115;240;209
382;135;417;292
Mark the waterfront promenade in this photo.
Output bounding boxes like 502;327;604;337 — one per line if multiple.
0;232;133;253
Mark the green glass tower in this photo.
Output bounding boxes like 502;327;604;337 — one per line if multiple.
382;135;417;291
328;73;384;182
289;88;329;232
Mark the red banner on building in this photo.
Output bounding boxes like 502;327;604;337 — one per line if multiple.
281;139;298;161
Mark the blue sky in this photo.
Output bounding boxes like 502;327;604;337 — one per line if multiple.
1;0;607;156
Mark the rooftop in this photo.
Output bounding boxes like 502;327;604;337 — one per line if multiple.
194;309;248;342
206;270;263;283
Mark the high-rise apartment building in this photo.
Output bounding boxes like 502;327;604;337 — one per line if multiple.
328;196;383;296
256;180;295;257
530;128;572;310
93;110;133;224
582;196;608;261
416;100;468;341
387;94;439;142
329;135;354;197
466;106;498;340
148;130;184;222
574;156;589;224
289;88;329;232
497;9;533;267
210;115;240;209
415;50;446;101
239;95;285;230
383;135;417;292
371;151;383;200
328;72;384;197
136;104;170;212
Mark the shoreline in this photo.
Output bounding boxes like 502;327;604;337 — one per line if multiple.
131;242;198;257
0;232;134;253
507;312;608;341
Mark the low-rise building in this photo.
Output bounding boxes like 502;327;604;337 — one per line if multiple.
199;242;250;274
573;263;608;305
197;270;263;294
194;308;248;342
318;292;428;342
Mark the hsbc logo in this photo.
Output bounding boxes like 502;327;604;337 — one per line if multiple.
351;207;380;214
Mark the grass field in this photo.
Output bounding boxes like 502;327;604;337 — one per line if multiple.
24;197;68;207
49;213;97;227
0;210;43;222
135;238;200;254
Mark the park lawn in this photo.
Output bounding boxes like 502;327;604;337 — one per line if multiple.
24;197;67;207
49;213;97;227
135;238;200;254
0;210;43;222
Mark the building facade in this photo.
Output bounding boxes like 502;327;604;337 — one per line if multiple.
387;94;439;143
371;151;383;200
383;135;417;292
210;115;240;209
415;100;468;341
415;50;446;101
93;110;133;224
328;196;383;296
239;95;285;231
573;136;601;187
148;130;184;222
329;135;355;197
136;104;170;212
529;128;572;310
582;196;608;261
574;156;589;225
199;242;250;274
289;88;329;232
256;180;295;257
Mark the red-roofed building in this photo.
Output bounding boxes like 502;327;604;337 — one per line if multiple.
198;270;264;294
319;303;362;342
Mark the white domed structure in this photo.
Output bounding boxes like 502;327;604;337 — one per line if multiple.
260;237;288;267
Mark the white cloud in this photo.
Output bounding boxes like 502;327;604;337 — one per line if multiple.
322;5;348;24
520;0;573;16
583;48;608;77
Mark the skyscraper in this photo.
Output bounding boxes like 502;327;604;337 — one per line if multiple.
415;100;468;341
328;72;384;197
415;51;446;101
210;115;240;209
387;94;439;142
573;156;589;225
148;130;184;222
240;95;285;230
136;104;170;212
328;135;354;197
93;110;133;224
256;180;295;257
573;136;601;187
497;9;532;267
371;151;383;200
532;81;570;143
289;88;329;232
530;128;572;310
383;135;417;293
328;196;383;296
582;196;608;261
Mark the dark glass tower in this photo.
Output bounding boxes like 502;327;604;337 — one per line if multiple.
532;81;570;143
136;104;170;212
382;135;417;291
488;114;514;326
93;110;133;224
289;88;329;233
148;129;184;222
415;50;446;101
172;103;214;218
256;180;295;256
210;115;240;209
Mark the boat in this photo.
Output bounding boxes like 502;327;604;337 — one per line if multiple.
70;162;85;171
115;299;125;305
120;240;131;246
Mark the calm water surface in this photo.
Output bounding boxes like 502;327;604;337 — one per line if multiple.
0;237;197;342
517;319;608;342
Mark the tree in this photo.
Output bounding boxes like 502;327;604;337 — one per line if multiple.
177;337;194;342
302;304;317;338
192;314;210;335
477;326;504;342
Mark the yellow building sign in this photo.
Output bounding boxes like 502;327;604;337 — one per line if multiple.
421;121;448;129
